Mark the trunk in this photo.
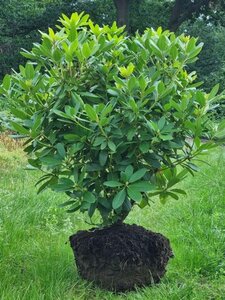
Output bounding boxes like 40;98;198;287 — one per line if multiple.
113;0;130;30
169;0;211;32
168;0;183;32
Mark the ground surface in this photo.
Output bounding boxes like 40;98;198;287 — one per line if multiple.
0;137;225;300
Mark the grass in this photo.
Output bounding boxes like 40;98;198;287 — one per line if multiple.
0;137;225;300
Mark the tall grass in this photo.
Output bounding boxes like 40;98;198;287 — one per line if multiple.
0;139;225;300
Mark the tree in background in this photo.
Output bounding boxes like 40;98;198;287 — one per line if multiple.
113;0;130;28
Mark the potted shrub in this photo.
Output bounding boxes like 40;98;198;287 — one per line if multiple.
0;12;223;292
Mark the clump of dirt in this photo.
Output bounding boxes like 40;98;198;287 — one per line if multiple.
70;223;173;292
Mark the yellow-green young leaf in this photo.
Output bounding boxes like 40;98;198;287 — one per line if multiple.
82;43;91;58
112;189;126;209
48;27;55;39
2;74;11;90
85;104;98;121
119;62;135;78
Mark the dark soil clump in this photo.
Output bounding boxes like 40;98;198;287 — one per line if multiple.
69;223;173;292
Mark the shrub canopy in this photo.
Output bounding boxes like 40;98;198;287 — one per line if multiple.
0;13;223;225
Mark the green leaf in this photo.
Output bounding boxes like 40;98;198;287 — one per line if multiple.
66;203;81;213
129;98;138;113
99;150;108;166
127;128;136;141
37;177;56;194
139;142;149;153
59;200;76;207
160;193;168;204
10;122;29;135
85;104;97;121
52;109;73;120
70;143;84;154
83;191;96;203
185;162;200;172
129;168;147;183
186;37;196;52
170;45;178;60
129;181;155;192
158;116;166;130
82;43;91;58
170;189;187;195
81;92;99;99
25;63;35;79
112;189;126;209
101;104;113;117
88;202;97;218
128;77;138;92
51;178;74;192
108;140;116;152
56;143;66;158
127;186;142;202
166;192;179;200
93;136;106;147
11;108;29;120
103;181;123;187
107;89;119;96
124;165;133;180
64;134;80;141
40;156;62;167
139;197;149;209
208;84;219;100
2;74;11;90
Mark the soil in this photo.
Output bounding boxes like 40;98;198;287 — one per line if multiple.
69;223;173;292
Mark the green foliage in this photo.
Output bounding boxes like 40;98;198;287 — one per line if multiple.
180;19;225;93
0;0;68;79
0;13;223;225
179;18;225;120
129;0;172;33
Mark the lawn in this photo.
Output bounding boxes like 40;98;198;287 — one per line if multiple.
0;138;225;300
